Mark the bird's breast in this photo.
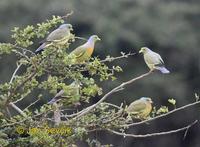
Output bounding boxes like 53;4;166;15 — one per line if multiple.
146;103;152;113
86;47;94;56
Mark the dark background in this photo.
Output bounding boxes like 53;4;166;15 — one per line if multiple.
0;0;200;146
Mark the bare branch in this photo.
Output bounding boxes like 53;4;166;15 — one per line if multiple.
23;98;40;111
106;120;198;138
8;102;27;117
9;63;22;85
61;10;74;19
100;52;137;63
102;102;123;110
7;60;28;118
74;36;87;41
13;95;27;104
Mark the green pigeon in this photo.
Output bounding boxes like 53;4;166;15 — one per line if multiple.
48;81;80;104
139;47;170;74
126;97;153;119
69;35;101;63
35;24;73;53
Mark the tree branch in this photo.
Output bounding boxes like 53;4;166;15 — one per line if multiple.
8;63;27;117
53;103;61;126
9;63;22;84
73;71;153;119
23;98;40;111
8;102;27;117
102;102;123;110
100;52;137;63
61;10;74;19
74;36;87;41
106;120;198;138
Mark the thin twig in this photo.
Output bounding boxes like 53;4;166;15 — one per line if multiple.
64;111;83;118
8;63;27;117
101;52;137;63
61;10;74;19
13;95;27;104
9;63;22;84
102;102;122;110
106;120;198;138
12;44;35;56
102;111;124;124
64;103;122;119
23;99;40;111
74;36;87;41
12;50;31;61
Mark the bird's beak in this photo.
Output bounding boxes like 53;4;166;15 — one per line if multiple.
139;49;143;54
68;25;73;31
97;37;101;41
150;100;153;104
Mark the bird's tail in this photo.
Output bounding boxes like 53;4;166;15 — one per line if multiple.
48;90;64;104
35;43;46;54
156;66;170;74
47;98;57;104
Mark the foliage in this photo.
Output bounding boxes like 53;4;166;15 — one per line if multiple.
0;13;199;147
0;14;125;146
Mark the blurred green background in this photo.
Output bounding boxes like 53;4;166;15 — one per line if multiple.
0;0;199;146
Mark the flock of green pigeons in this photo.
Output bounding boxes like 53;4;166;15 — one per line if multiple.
36;23;170;119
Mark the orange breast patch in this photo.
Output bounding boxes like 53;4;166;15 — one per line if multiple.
87;47;94;56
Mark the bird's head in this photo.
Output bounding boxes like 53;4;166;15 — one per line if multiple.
140;97;153;104
59;24;73;31
139;47;150;54
89;35;101;42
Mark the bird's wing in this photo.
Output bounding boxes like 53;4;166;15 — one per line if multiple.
54;89;65;99
47;89;65;104
127;100;147;114
70;46;87;58
145;51;164;66
155;52;165;65
39;39;47;45
46;28;68;41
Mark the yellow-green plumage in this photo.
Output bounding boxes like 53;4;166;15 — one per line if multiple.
70;35;100;63
48;81;80;104
126;97;153;119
